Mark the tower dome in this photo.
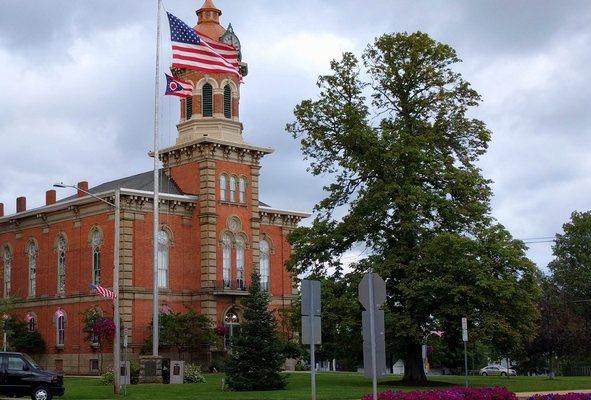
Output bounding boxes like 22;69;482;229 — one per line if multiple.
195;0;226;40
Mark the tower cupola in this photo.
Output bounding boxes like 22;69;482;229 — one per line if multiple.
195;0;225;40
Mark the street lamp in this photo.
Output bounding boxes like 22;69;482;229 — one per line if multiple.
53;183;121;394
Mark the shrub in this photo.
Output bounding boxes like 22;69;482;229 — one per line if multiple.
184;363;206;384
530;395;591;400
130;361;140;385
361;387;516;400
101;369;114;385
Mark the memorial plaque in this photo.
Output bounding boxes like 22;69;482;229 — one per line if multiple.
169;361;185;384
144;361;156;376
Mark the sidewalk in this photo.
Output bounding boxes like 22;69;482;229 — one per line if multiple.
515;389;591;399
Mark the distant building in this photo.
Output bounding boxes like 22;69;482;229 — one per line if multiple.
0;0;308;374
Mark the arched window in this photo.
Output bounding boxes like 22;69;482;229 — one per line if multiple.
202;83;213;117
223;85;232;119
222;233;232;288
27;312;37;332
91;229;102;285
260;239;270;291
238;177;246;203
229;176;236;202
157;229;170;289
3;245;11;298
55;308;66;347
57;235;67;294
27;240;38;297
236;236;245;289
220;174;227;201
224;308;240;349
186;96;193;119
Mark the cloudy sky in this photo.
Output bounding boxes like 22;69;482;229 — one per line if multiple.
1;0;590;271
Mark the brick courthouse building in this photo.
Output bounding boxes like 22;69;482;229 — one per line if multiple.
0;0;308;374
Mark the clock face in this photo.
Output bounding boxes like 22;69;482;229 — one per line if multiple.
222;33;240;50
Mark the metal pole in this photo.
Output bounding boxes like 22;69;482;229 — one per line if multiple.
464;341;468;387
309;292;316;400
2;331;6;351
369;273;377;400
113;189;121;394
152;0;162;358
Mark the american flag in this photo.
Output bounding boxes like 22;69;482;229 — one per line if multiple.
90;283;117;300
164;73;194;98
166;11;240;78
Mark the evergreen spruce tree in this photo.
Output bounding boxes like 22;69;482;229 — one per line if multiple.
225;271;287;391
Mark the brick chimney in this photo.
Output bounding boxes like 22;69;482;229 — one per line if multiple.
16;196;26;213
77;181;89;198
0;203;4;217
46;190;57;205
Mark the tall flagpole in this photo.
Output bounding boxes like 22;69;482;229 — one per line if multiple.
152;0;162;357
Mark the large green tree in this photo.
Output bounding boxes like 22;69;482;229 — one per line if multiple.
286;32;540;383
290;272;364;370
548;211;591;301
225;272;287;391
160;309;215;358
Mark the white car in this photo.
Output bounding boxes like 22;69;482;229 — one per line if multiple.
479;365;516;376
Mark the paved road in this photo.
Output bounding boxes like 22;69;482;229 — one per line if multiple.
516;389;591;399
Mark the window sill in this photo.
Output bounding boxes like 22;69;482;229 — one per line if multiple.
55;344;64;351
219;200;247;207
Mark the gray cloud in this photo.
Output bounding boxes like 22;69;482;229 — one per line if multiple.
1;0;590;271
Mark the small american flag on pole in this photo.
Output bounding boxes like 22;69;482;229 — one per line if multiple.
166;11;240;78
90;283;117;300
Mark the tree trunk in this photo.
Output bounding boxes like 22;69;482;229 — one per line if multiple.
402;343;428;384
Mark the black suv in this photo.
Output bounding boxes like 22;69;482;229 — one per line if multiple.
0;352;65;400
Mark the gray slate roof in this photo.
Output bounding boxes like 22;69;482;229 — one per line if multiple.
59;170;183;202
58;169;271;206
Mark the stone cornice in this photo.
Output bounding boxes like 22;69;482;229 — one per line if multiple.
0;188;198;232
259;206;310;228
155;137;274;168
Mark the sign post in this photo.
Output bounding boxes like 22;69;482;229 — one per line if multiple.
359;273;387;400
2;314;8;352
462;317;468;387
123;327;129;396
301;280;321;400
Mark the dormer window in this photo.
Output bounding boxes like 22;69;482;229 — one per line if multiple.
202;83;213;117
223;85;232;119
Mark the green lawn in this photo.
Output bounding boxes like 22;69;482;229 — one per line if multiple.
60;373;591;400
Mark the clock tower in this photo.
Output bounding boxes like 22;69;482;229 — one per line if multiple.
161;0;276;322
170;0;247;146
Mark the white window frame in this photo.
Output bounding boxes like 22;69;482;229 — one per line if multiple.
229;176;236;202
157;229;170;289
238;177;246;203
3;245;11;298
57;235;67;294
91;229;102;285
260;239;270;291
57;315;65;347
220;174;228;201
27;240;37;297
222;234;232;288
236;236;245;289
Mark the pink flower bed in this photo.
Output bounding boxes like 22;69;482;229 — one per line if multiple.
529;395;591;400
361;387;516;400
